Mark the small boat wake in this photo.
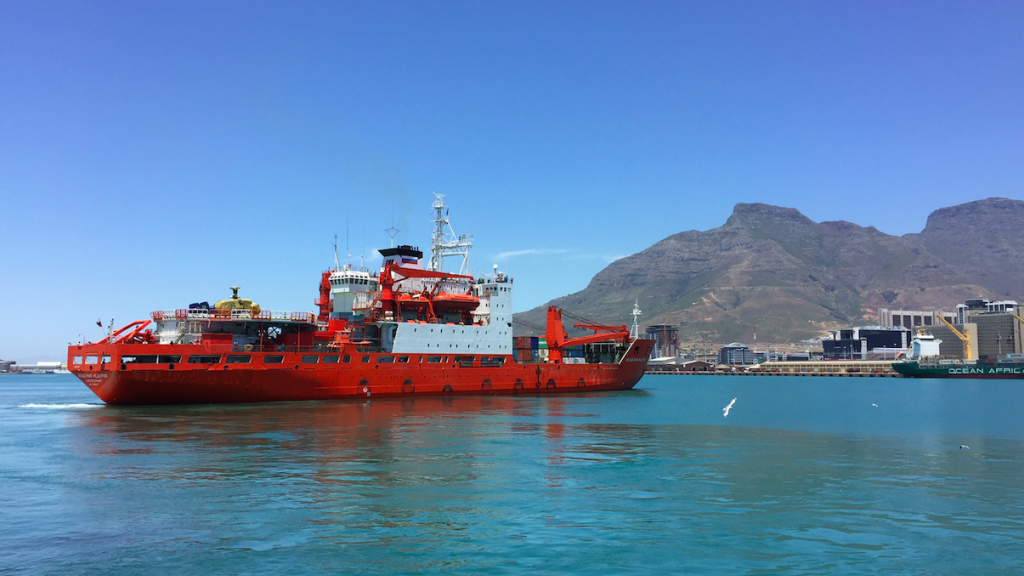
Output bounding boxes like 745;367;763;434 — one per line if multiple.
19;403;103;410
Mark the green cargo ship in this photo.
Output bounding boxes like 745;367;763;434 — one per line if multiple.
892;360;1024;378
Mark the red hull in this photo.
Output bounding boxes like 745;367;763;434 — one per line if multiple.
69;340;653;406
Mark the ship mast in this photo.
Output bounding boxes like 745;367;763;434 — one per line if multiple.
427;192;473;275
385;225;399;248
631;299;642;339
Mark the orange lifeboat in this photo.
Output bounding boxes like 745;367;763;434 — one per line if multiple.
432;292;480;311
395;293;431;308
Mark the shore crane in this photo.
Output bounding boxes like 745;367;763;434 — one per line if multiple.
933;313;973;361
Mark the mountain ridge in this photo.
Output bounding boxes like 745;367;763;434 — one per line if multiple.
514;197;1019;344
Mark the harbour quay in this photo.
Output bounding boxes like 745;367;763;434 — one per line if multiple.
647;360;901;377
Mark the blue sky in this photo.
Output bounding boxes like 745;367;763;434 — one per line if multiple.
2;1;1023;362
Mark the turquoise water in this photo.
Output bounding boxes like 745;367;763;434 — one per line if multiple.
2;373;1023;575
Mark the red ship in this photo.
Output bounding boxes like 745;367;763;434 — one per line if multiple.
68;194;653;405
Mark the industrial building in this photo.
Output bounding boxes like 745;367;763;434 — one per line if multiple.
939;299;1022;360
878;298;1023;360
973;313;1023;359
821;326;911;360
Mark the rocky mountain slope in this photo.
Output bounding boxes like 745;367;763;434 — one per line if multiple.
908;197;1024;300
514;198;1020;344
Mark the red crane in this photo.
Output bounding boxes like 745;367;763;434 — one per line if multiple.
545;307;630;363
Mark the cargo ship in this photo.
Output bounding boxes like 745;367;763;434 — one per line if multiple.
892;360;1024;378
68;194;654;405
892;326;1024;378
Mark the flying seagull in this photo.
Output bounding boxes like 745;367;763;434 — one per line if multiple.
872;403;878;408
723;398;737;418
960;445;970;450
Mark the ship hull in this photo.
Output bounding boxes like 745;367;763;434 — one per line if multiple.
892;361;1024;379
70;340;653;406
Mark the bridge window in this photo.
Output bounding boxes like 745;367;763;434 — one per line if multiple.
73;356;83;365
226;355;251;364
398;356;409;363
378;356;395;364
426;356;443;363
188;355;221;364
301;355;319;364
323;355;339;364
264;355;284;364
342;355;351;363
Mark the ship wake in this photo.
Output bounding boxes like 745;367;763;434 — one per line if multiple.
19;403;104;410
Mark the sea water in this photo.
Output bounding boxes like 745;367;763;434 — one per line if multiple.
2;373;1023;575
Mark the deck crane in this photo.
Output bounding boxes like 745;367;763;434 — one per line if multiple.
1009;314;1024;332
545;307;631;364
933;313;973;361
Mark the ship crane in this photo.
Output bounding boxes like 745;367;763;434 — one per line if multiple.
934;312;973;361
1007;314;1024;355
545;306;630;363
1009;314;1024;336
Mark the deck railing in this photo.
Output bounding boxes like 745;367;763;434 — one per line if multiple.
151;309;316;323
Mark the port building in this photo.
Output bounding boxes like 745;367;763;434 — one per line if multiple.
879;299;1022;360
877;308;956;329
717;343;754;365
821;327;911;360
952;299;1022;359
956;299;1019;324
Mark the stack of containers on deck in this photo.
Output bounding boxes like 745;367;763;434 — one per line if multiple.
513;336;544;362
513;336;532;362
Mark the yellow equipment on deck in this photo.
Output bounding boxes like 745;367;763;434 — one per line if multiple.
215;286;261;314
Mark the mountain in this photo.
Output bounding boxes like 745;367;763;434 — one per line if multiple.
515;198;1020;344
908;197;1024;300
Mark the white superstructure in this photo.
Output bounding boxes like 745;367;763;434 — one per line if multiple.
329;266;378;315
910;333;943;359
388;269;514;355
